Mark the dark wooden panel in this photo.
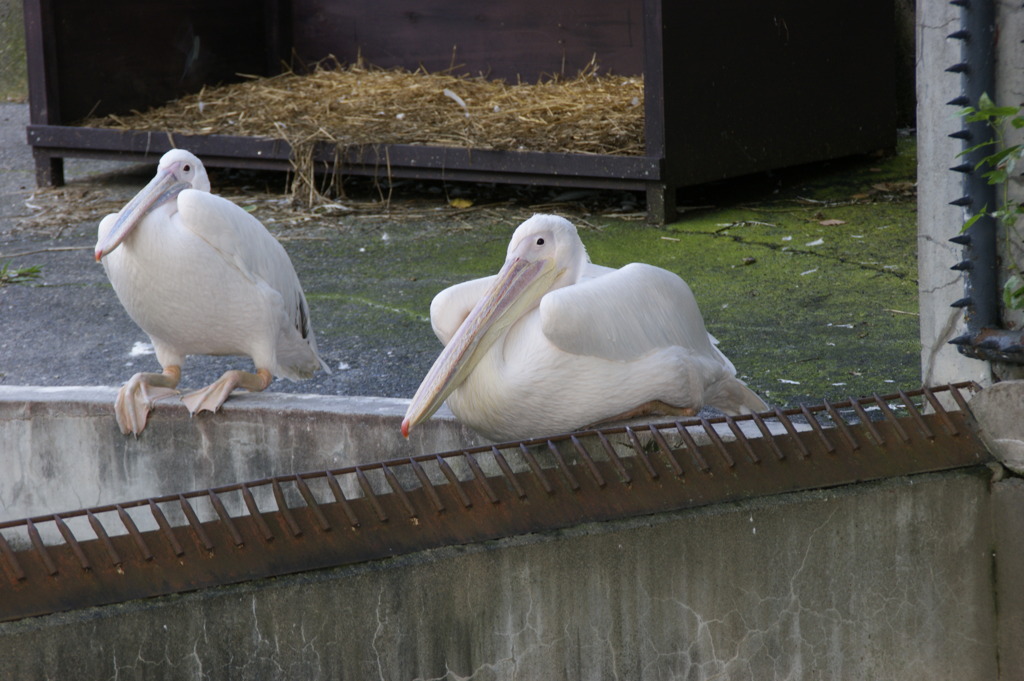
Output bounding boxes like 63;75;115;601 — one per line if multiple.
292;0;644;79
47;0;282;122
660;0;896;185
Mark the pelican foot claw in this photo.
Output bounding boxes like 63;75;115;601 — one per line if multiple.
181;368;273;416
115;375;180;436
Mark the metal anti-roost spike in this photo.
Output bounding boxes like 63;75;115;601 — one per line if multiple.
86;510;122;566
25;520;57;576
241;483;277;540
435;455;474;508
178;496;213;552
273;479;306;535
325;472;362;526
150;500;185;556
624;427;660;479
673;420;711;471
117;505;154;561
490;446;528;499
294;475;333;530
595;432;633;483
208;490;245;547
0;533;26;582
53;516;90;571
569;435;609;487
408;459;446;513
354;470;388;523
463;452;501;504
647;426;685;477
381;465;418;519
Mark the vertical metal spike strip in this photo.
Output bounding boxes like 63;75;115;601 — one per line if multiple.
0;384;991;623
945;0;1024;361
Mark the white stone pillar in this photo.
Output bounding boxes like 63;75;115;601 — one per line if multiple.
917;0;994;388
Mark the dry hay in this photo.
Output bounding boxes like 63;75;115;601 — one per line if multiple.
84;58;645;204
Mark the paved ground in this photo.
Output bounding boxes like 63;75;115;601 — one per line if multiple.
0;102;922;411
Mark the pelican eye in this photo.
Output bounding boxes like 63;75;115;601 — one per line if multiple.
183;164;191;173
536;237;545;245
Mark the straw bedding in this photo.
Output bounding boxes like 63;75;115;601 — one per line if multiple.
84;59;645;203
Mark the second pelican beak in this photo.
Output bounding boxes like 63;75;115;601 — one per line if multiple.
402;255;558;437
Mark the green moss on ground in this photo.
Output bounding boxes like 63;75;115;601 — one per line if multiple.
283;135;919;407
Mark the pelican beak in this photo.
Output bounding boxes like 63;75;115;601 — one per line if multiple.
94;168;189;261
402;255;559;437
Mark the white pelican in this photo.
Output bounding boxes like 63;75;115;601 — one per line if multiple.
95;149;329;435
402;214;766;442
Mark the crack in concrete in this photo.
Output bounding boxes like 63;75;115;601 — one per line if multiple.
683;230;916;282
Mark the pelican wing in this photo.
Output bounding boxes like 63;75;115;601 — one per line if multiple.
177;189;318;348
429;274;498;345
540;263;718;362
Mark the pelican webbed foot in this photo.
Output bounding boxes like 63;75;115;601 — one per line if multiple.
115;366;182;436
181;368;273;415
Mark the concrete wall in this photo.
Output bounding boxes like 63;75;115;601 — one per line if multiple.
916;0;993;389
0;469;1007;681
1;386;1022;680
0;386;484;523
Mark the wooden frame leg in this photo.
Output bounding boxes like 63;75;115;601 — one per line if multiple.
646;182;677;224
32;151;64;187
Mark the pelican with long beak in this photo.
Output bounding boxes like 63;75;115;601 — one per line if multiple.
96;149;329;435
402;214;767;442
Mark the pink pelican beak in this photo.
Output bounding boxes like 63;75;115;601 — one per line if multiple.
94;165;190;261
401;254;560;437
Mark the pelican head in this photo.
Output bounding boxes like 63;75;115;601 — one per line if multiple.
402;214;588;437
95;149;210;261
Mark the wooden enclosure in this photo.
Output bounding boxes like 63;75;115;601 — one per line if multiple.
22;0;895;222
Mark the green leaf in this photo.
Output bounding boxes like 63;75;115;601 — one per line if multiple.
960;208;987;233
1004;275;1024;310
0;262;42;286
985;106;1021;118
956;140;996;159
984;168;1009;185
985;145;1023;167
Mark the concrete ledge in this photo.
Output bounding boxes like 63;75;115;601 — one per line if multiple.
0;385;483;522
0;385;794;524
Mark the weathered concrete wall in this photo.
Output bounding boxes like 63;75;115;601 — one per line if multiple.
916;0;992;389
0;386;793;528
0;386;484;523
0;469;1003;681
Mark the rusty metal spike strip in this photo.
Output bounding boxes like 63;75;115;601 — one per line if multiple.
0;383;991;623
